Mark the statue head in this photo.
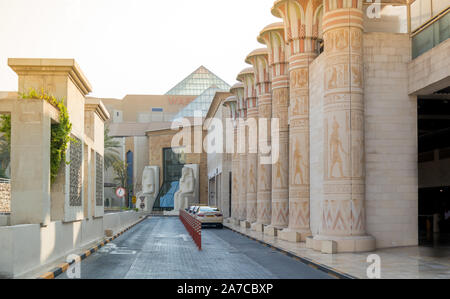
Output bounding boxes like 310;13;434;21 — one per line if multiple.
142;167;155;194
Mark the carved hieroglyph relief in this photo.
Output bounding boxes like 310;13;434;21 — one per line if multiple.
69;136;83;207
322;22;366;236
247;153;258;223
239;153;247;221
271;85;289;227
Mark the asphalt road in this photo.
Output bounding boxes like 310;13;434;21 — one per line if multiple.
57;216;333;279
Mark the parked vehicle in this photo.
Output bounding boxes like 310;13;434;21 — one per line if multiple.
194;206;223;228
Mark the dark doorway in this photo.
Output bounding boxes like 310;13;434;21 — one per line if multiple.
418;90;450;246
153;147;186;210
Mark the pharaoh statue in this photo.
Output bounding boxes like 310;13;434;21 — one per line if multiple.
136;166;159;212
173;166;195;212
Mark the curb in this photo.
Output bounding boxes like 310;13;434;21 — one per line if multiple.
224;225;357;280
38;216;148;279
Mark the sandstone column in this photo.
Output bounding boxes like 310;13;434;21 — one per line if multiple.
236;68;256;228
245;50;274;234
273;0;322;242
313;1;375;253
229;84;244;225
258;23;290;234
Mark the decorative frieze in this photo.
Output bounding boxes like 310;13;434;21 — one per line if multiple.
96;152;104;207
69;136;82;207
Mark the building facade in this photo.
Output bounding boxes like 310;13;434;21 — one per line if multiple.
227;0;449;253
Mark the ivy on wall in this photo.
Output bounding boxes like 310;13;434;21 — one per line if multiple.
0;88;74;184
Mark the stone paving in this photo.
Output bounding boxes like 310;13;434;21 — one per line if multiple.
58;216;332;279
224;222;450;279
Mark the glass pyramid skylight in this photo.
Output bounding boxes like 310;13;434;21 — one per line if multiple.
165;66;230;96
173;86;226;119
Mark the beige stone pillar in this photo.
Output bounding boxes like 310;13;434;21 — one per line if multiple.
259;23;290;234
9;100;55;226
237;68;256;228
272;0;323;242
229;84;244;225
245;50;274;234
84;99;110;219
313;1;375;253
8;58;92;226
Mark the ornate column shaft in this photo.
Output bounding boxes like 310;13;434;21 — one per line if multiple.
313;0;374;253
229;85;243;223
245;51;273;233
273;0;323;242
238;68;258;225
236;68;255;225
259;23;290;232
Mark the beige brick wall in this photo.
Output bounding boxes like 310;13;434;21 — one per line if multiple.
0;182;11;213
364;32;418;248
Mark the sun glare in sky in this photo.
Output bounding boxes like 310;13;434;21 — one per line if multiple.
0;0;279;98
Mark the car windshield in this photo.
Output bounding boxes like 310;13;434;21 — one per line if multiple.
199;207;219;212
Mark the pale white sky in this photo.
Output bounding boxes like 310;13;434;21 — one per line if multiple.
0;0;279;98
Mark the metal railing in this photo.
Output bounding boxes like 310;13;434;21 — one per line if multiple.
180;210;202;250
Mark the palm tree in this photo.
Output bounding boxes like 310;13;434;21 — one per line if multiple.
112;160;128;189
104;127;121;170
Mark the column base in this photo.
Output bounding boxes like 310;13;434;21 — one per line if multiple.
251;222;266;232
264;225;282;237
240;220;251;229
231;218;240;226
278;229;311;243
313;235;376;254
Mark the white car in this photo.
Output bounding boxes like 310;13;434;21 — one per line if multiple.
194;206;224;228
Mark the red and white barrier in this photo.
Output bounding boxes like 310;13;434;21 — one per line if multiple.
179;210;202;250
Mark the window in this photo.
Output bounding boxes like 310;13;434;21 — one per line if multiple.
412;10;449;58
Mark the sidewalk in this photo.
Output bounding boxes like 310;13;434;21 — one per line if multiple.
224;222;450;279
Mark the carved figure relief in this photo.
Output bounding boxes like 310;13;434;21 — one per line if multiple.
292;138;307;186
249;164;256;192
291;68;308;89
335;29;349;51
351;65;362;88
329;117;347;178
275;161;283;188
259;164;267;190
352;135;365;178
350;28;362;50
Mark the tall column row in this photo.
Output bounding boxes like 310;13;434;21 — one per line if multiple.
258;24;290;235
245;49;273;233
228;0;375;253
230;84;244;225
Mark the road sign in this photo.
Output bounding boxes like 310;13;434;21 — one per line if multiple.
116;187;126;198
132;196;137;204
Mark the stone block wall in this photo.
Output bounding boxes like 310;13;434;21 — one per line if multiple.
363;32;418;248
